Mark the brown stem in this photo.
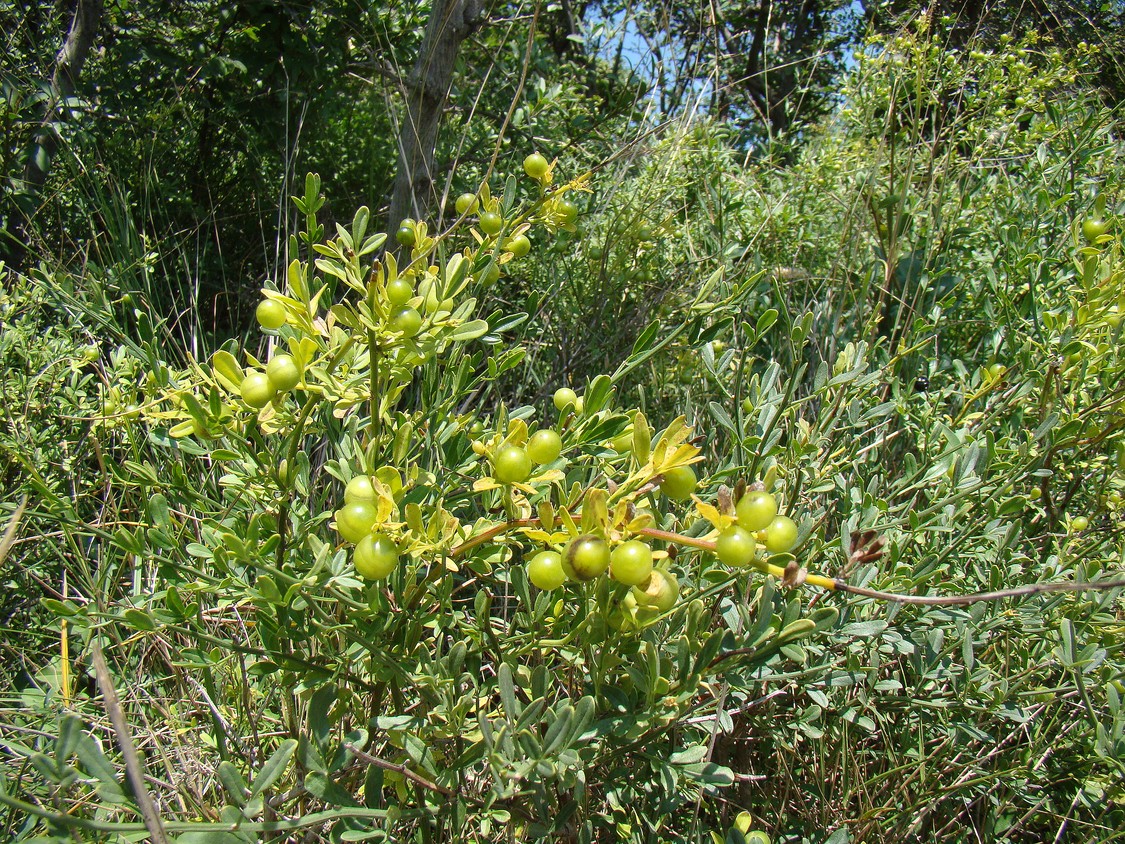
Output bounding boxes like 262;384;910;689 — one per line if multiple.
835;578;1125;606
387;0;485;235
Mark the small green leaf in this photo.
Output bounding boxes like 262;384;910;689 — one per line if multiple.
122;608;156;632
451;319;490;341
249;739;297;798
755;308;779;337
212;351;244;392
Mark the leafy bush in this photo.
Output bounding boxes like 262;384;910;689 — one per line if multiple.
2;19;1124;844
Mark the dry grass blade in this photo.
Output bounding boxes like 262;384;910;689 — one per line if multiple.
89;637;171;844
0;495;28;567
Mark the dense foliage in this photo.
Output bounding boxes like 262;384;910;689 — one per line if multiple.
2;3;1124;843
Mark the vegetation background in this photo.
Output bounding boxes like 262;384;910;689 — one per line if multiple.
1;0;1124;841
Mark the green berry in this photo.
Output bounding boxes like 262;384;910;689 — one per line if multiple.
455;193;479;215
716;526;757;568
660;466;697;501
562;535;610;581
354;533;398;580
527;429;562;464
479;211;503;236
610;540;653;586
265;353;301;392
524;153;549;179
256;299;286;330
763;515;799;553
527;550;566;590
240;372;276;408
553;387;578;412
493;445;533;484
736;491;778;531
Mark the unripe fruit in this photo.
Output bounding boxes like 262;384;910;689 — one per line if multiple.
1083;218;1109;242
354;533;398;580
1071;515;1090;531
553;387;578;411
716;526;757;567
556;199;578;225
506;234;531;257
764;515;799;553
610;428;634;453
344;475;377;505
524;152;549;179
336;501;379;544
240;372;276;408
256;299;286;330
396;224;415;247
492;445;532;484
660;466;697;501
527;550;566;590
632;569;679;612
562;535;610;581
391;306;422;338
386;277;413;306
455;193;479;215
479;262;500;286
610;540;653;585
745;832;771;844
527;429;562;464
479;211;503;236
265;353;301;391
736;490;778;531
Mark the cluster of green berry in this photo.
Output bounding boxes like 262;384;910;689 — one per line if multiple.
239;300;306;408
504;388;800;629
715;490;799;567
335;474;400;581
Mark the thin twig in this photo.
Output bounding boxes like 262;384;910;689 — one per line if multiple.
450;512;1125;607
345;744;457;799
835;578;1125;606
344;743;535;823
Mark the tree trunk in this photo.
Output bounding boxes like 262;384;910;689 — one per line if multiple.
5;0;104;267
22;0;104;197
387;0;483;236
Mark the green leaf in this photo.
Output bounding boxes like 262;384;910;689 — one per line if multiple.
683;761;735;787
585;374;614;414
212;350;244;392
304;770;360;807
55;715;83;764
755;308;778;337
175;833;249;844
708;402;737;435
122;608;156;632
75;735;118;787
249;739;297;798
840;621;887;638
41;598;83;617
670;745;708;765
450;319;490;341
498;662;521;720
543;704;574;755
631;321;659;357
148;492;171;530
217;761;249;807
309;686;336;746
